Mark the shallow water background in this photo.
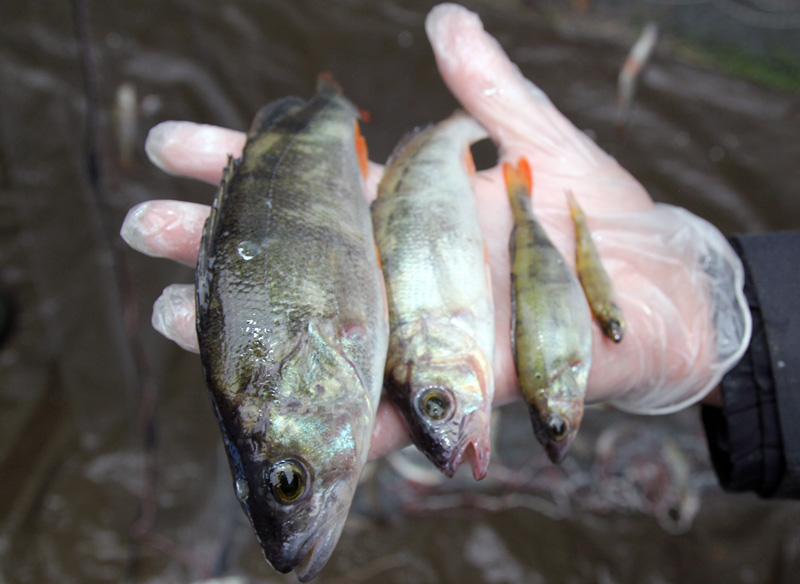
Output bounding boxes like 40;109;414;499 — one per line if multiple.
2;1;800;582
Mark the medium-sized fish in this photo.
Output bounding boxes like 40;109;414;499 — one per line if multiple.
196;77;388;582
372;111;495;479
505;158;592;464
566;190;626;343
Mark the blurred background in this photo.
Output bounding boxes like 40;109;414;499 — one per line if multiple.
2;0;800;582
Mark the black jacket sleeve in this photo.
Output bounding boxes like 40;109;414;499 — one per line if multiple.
702;231;800;498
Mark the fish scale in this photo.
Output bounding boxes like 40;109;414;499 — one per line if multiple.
195;78;387;582
372;111;495;480
505;157;593;465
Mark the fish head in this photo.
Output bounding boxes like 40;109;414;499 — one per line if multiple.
598;301;626;343
386;353;492;480
528;360;589;464
221;399;366;581
213;331;375;582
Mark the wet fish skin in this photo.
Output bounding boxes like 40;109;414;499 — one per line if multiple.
505;158;592;464
196;79;388;582
372;112;494;479
566;190;626;343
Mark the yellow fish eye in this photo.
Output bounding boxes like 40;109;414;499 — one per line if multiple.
547;415;569;442
416;386;455;422
267;459;309;505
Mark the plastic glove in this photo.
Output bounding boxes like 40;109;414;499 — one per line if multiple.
121;3;750;458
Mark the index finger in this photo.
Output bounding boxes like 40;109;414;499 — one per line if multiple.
145;120;385;198
146;121;247;185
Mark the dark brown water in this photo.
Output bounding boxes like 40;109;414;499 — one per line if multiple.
2;1;800;582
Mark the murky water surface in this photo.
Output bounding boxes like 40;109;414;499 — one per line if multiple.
2;1;800;582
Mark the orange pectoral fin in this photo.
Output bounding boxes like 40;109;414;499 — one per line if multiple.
354;120;369;179
463;146;476;176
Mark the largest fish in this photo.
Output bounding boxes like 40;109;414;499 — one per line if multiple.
372;111;495;479
195;78;388;582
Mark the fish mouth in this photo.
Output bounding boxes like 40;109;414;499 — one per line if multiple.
544;437;572;465
261;517;343;581
443;435;490;479
440;411;491;479
527;404;577;464
294;537;328;582
292;515;346;582
256;484;348;581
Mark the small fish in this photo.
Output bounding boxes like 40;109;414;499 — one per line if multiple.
372;111;495;479
196;77;388;582
566;190;626;342
505;158;592;464
616;22;658;131
113;82;138;169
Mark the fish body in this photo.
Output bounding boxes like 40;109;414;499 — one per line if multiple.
113;82;138;169
195;78;388;581
505;158;592;464
372;112;494;479
566;190;626;342
616;22;658;130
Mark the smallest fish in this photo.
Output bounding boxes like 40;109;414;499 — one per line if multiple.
566;190;626;343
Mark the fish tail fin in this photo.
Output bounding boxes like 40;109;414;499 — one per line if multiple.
503;157;532;196
565;189;585;221
316;72;343;96
503;157;533;215
565;189;592;244
318;72;371;120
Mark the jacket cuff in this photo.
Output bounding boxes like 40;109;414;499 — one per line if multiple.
701;234;796;497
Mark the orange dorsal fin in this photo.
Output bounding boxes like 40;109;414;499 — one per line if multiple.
354;120;369;179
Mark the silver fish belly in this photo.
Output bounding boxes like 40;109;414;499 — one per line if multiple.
372;111;495;479
195;78;388;582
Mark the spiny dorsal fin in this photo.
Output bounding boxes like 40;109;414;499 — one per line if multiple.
248;96;306;137
197;155;238;313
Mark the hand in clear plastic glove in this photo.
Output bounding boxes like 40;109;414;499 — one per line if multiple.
121;3;750;459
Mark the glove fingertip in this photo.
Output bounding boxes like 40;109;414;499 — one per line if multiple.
152;284;200;353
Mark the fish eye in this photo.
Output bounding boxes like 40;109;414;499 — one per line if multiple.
267;459;309;505
547;415;569;442
415;386;455;422
606;319;624;343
